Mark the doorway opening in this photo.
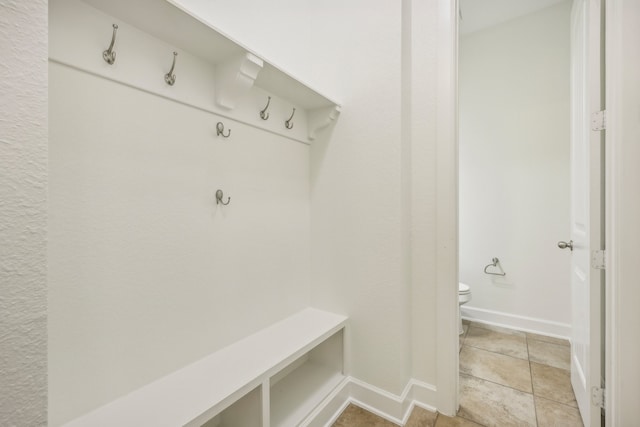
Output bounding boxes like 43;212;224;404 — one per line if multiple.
454;0;593;425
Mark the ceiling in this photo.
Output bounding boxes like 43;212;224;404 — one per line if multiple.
459;0;569;35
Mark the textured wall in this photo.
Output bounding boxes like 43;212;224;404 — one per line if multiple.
0;1;48;426
459;2;572;330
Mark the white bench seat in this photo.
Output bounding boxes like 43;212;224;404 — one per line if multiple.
65;308;348;427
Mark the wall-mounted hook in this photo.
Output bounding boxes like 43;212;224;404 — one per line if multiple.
260;96;271;120
164;52;178;86
216;122;231;138
216;189;231;205
102;24;118;65
285;108;296;129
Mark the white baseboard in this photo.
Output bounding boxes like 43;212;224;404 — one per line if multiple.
301;376;437;427
301;377;352;427
461;306;571;339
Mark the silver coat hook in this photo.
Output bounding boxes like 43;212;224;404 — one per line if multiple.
260;96;271;120
285;107;296;129
164;52;178;86
103;24;118;65
216;122;231;138
216;189;230;205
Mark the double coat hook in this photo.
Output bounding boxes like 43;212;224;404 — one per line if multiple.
216;190;230;205
216;122;231;138
165;52;178;86
103;24;118;65
260;96;271;120
285;108;295;129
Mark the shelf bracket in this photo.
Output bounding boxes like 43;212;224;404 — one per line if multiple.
215;52;264;109
308;105;342;141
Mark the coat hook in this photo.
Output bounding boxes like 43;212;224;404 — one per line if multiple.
216;189;231;205
285;108;296;129
102;24;118;65
164;52;178;86
260;96;271;120
216;122;231;138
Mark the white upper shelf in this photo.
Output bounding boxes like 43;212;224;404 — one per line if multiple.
81;0;341;110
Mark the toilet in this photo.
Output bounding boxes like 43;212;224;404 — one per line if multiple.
458;282;472;335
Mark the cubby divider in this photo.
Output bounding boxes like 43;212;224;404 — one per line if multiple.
270;330;345;427
202;385;262;427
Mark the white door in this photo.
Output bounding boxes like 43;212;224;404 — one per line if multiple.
568;0;604;425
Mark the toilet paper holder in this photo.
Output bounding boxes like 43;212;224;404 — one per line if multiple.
484;257;506;276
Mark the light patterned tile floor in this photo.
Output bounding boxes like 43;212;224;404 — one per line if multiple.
455;321;582;426
333;321;583;426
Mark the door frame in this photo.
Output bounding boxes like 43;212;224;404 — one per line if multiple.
603;0;623;424
436;0;620;421
435;0;459;417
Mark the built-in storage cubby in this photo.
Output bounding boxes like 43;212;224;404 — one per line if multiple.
63;309;347;427
270;330;344;427
202;386;262;427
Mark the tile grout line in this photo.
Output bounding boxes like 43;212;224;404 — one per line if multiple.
468;323;570;348
535;394;584;410
463;342;530;361
466;323;527;337
464;326;546;426
457;345;490;427
461;324;578;427
458;348;533;395
459;372;533;398
460;333;534;395
527;338;572;372
527;337;570;348
527;333;540;427
455;329;485;425
455;410;489;427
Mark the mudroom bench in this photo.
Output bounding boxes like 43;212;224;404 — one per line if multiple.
64;308;348;427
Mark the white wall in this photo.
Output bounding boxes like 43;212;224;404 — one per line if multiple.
306;0;445;400
46;0;445;422
6;0;637;425
0;1;48;426
48;55;310;426
406;0;440;387
307;1;410;395
174;0;442;398
459;2;572;333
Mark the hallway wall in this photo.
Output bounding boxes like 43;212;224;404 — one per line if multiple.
175;0;441;396
5;1;638;425
459;2;572;334
45;0;445;422
48;56;311;425
306;1;413;394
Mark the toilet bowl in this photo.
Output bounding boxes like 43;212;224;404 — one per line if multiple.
458;282;472;335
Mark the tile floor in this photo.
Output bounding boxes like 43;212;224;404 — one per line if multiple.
332;321;584;427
